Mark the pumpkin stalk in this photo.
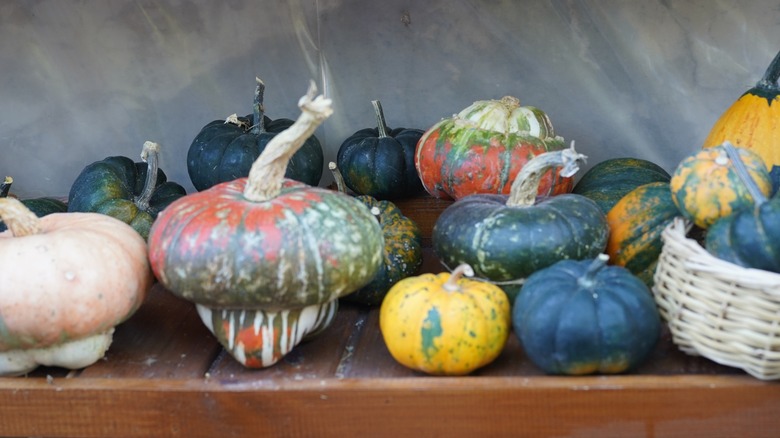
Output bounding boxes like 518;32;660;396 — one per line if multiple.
243;81;333;202
506;141;586;207
723;141;768;206
0;197;41;237
328;161;347;193
134;141;161;212
756;50;780;93
577;254;609;289
250;77;267;135
443;264;475;292
372;100;389;138
1;176;12;198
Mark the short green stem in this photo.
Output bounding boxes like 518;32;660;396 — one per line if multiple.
577;254;609;289
134;141;160;212
329;161;347;193
757;50;780;92
723;141;768;206
251;77;267;135
372;100;389;138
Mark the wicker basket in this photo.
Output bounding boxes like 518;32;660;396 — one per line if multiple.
652;217;780;380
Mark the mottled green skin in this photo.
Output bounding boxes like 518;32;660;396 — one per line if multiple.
573;157;671;214
337;126;424;199
341;195;424;306
148;179;384;310
187;114;323;191
706;196;780;273
0;197;67;232
68;156;186;240
513;257;661;375
432;193;608;301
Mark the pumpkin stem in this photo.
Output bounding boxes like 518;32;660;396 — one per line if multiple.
134;141;161;212
250;77;267;135
370;206;382;225
0;176;12;198
506;141;586;207
372;100;390;138
443;263;475;292
328;161;347;193
756;50;780;93
243;81;333;202
0;197;41;236
577;254;609;289
723;141;768;206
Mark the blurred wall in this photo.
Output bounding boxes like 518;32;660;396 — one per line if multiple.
1;0;777;197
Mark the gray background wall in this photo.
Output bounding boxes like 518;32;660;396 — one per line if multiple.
2;0;778;197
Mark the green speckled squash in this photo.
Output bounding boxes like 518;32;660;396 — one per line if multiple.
380;264;511;376
0;177;67;232
513;254;661;375
67;141;187;240
572;157;671;214
432;144;608;301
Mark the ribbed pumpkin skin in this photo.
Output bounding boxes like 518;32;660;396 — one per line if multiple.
433;193;608;301
148;178;384;310
706;196;780;273
702;50;780;190
187;114;324;191
606;182;680;285
68;156;187;240
196;299;338;368
670;145;772;228
341;195;423;306
513;257;661;375
379;269;510;376
572;158;671;214
415;97;570;200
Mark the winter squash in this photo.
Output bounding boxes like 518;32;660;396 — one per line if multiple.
415;96;571;200
187;77;324;191
336;100;424;199
605;182;681;286
670;142;772;228
0;176;67;232
67;141;187;240
0;197;152;376
572;157;671;214
706;144;780;272
148;83;384;368
380;263;511;376
513;254;661;375
330;162;424;306
432;143;608;301
703;50;780;190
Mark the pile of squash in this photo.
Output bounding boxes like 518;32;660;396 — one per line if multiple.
1;47;778;377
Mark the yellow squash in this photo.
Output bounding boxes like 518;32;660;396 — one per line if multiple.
379;264;510;376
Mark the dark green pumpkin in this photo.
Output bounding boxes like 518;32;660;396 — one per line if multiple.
572;157;671;214
67;141;187;240
336;100;424;199
187;78;324;191
432;146;609;301
705;144;780;272
513;254;661;375
0;176;67;232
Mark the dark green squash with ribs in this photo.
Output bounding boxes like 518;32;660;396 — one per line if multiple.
0;176;67;232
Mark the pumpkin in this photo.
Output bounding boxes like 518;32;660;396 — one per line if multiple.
67;141;187;240
0;176;67;232
706;144;780;272
670;142;772;229
329;162;424;306
702;49;780;191
336;100;424;199
0;197;152;376
432;144;609;301
187;77;324;192
572;157;671;214
415;96;571;201
148;83;384;368
513;254;661;375
380;263;511;376
605;182;681;286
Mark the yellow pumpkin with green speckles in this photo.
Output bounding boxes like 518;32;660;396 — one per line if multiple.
379;264;510;376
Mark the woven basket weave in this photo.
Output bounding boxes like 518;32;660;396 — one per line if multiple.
652;217;780;380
